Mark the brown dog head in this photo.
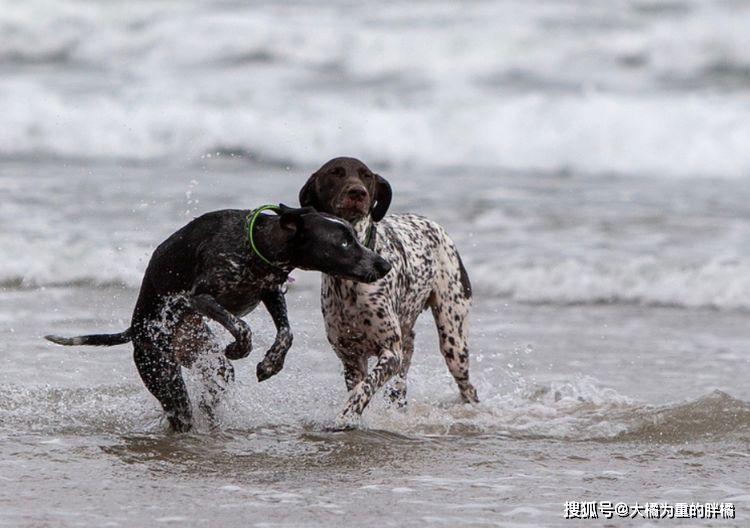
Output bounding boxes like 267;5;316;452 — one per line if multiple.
298;157;392;222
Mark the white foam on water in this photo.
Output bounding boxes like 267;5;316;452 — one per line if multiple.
1;0;750;178
0;232;148;288
3;80;750;179
3;2;750;314
2;374;748;444
5;249;750;312
471;256;750;311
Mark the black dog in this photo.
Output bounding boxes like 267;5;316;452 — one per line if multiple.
46;205;391;432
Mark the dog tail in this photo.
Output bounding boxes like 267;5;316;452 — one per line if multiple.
45;328;132;347
456;252;472;299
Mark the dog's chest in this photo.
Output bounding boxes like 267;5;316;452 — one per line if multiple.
208;253;285;315
319;215;446;356
320;278;390;355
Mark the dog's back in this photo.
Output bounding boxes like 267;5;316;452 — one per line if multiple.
376;213;470;319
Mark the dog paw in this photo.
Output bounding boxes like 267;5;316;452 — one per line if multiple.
256;357;283;382
333;411;360;431
224;340;251;360
167;415;193;433
384;387;408;409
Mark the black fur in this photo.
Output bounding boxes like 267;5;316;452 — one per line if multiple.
45;329;131;346
46;205;391;432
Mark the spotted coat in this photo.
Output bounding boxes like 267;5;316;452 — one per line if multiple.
321;212;478;423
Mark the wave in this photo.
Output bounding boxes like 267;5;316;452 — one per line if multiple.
2;377;748;444
2;1;750;177
0;235;148;290
471;256;750;311
370;384;750;444
3;82;750;178
4;240;750;311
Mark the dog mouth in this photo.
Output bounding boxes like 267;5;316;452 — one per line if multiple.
337;208;366;221
334;200;369;220
342;259;391;283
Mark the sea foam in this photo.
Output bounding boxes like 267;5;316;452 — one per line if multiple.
2;1;750;177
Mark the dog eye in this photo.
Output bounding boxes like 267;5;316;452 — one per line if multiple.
341;240;350;248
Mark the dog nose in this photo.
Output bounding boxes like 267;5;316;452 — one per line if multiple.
347;186;368;200
374;257;392;277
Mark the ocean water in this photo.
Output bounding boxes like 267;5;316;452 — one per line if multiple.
2;1;750;527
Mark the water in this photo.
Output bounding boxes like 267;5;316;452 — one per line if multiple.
2;1;750;526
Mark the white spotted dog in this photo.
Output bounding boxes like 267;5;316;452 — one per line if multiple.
299;157;478;425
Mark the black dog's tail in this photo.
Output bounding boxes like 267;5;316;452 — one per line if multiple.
45;328;132;347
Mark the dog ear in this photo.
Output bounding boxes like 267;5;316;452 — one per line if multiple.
298;174;321;210
371;174;392;222
279;209;303;234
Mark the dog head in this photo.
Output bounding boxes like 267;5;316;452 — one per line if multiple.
279;205;391;282
298;157;392;222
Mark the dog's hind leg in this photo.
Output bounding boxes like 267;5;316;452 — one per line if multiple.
193;352;235;425
133;338;193;432
172;314;235;425
430;286;479;404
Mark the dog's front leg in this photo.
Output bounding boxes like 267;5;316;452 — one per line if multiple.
190;293;252;360
336;343;402;426
256;288;293;381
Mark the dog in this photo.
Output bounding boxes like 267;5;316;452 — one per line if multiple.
299;157;478;424
46;204;391;432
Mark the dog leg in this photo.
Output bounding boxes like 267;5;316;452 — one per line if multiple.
256;288;293;381
194;350;235;425
385;328;414;407
430;292;478;404
337;345;402;423
341;355;367;392
189;293;252;360
133;339;193;432
171;315;235;425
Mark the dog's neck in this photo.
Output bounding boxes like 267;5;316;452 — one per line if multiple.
250;216;293;272
351;215;375;247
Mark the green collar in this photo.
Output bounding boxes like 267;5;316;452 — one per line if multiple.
364;223;377;249
246;205;287;270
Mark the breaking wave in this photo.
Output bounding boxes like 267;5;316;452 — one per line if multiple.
471;256;750;311
2;0;750;177
3;248;750;312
